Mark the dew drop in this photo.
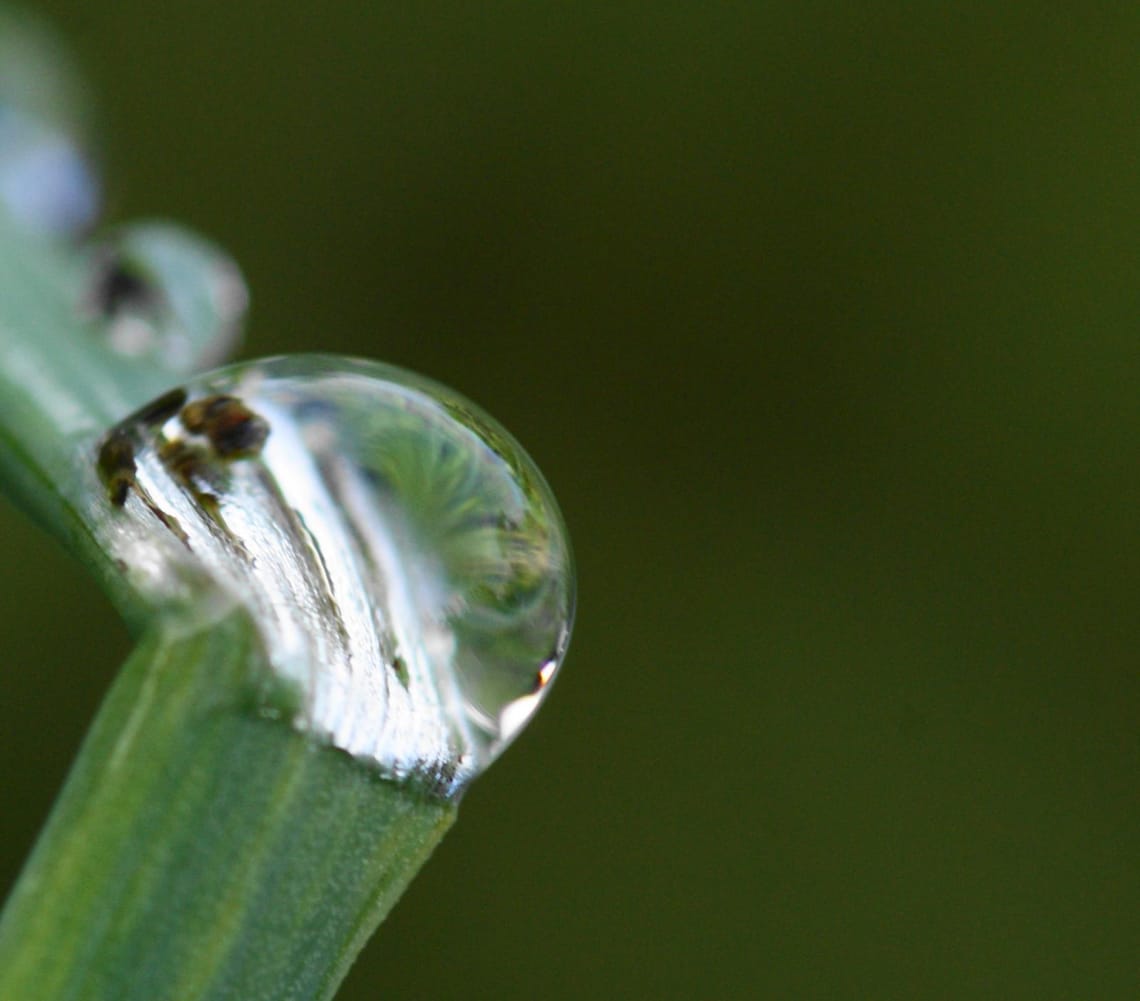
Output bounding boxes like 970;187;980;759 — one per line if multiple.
0;9;100;235
0;107;98;235
96;355;575;795
82;223;248;373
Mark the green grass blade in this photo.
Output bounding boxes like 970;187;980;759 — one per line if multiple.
0;609;455;1001
0;125;460;999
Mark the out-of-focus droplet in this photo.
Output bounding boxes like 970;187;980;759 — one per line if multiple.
95;355;575;795
0;8;100;235
82;223;248;373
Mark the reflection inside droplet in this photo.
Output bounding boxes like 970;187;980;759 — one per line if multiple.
94;355;574;795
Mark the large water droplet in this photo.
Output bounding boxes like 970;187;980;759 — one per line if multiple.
96;355;574;795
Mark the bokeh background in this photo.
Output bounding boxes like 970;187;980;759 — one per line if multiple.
2;3;1138;998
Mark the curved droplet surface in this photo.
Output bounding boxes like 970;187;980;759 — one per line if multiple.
96;355;574;794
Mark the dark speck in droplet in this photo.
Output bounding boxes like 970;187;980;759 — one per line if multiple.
159;437;212;487
180;394;270;459
97;428;137;506
391;654;410;688
122;387;189;429
86;249;161;319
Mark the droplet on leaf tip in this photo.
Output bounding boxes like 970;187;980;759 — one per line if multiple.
98;354;575;795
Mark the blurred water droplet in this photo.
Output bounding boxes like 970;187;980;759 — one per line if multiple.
0;9;100;235
83;223;248;373
96;355;575;794
0;110;98;234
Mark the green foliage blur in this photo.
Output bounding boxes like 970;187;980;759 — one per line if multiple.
2;4;1137;998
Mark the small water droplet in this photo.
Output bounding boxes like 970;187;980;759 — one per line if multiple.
96;355;575;794
82;223;248;373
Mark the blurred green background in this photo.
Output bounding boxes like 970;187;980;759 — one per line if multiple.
2;3;1138;997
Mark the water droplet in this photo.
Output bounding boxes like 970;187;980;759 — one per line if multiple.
82;223;248;373
96;355;575;795
0;10;100;235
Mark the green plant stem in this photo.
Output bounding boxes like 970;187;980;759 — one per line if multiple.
0;216;170;619
0;216;459;998
0;611;455;1001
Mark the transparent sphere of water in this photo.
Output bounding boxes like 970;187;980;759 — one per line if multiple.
102;355;574;794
